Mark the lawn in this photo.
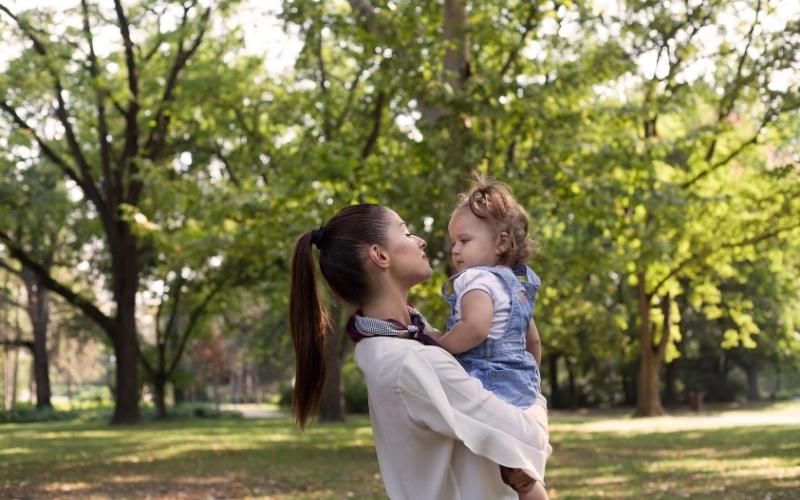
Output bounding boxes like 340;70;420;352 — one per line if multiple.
1;401;798;499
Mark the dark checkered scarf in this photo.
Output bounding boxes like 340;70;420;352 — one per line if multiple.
346;305;441;347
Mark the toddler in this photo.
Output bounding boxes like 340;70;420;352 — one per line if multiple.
435;178;547;499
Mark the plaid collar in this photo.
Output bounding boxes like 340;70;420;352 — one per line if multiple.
347;305;441;347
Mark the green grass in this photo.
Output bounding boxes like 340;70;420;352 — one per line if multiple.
1;401;798;499
547;401;800;499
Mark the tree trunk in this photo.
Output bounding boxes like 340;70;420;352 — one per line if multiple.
229;366;237;403
771;361;781;400
65;370;74;401
253;365;262;404
635;279;666;416
10;346;19;407
443;0;469;90
212;380;221;411
566;359;578;409
745;364;760;402
174;386;186;404
548;352;560;407
3;347;12;410
109;233;142;424
664;360;678;406
318;302;347;422
152;375;167;419
21;266;53;409
29;361;35;404
111;325;141;424
636;348;664;416
621;361;636;406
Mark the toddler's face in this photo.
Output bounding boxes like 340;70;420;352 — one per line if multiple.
448;207;501;272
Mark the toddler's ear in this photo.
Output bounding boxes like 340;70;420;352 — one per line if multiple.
496;232;511;254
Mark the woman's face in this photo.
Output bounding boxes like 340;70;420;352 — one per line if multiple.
382;209;432;287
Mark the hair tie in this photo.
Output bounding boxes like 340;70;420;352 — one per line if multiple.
310;226;326;249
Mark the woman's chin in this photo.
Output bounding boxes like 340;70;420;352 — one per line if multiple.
414;265;434;284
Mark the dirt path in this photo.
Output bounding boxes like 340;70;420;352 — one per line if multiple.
221;404;289;419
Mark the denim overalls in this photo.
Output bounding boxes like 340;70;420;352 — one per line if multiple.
442;265;541;409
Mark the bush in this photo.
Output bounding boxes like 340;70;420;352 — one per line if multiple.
0;403;81;423
278;383;294;408
161;403;243;420
0;401;241;424
343;359;369;414
276;360;369;414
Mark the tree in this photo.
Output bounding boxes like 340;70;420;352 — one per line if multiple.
0;1;248;422
555;0;800;415
0;159;70;409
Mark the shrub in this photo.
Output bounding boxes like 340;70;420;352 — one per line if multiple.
343;359;368;414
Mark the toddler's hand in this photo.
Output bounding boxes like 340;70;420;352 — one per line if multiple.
426;328;444;340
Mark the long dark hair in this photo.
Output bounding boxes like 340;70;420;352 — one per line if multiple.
289;204;390;428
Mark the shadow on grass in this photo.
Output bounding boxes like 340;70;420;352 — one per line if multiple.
1;417;386;499
548;424;800;500
2;416;799;499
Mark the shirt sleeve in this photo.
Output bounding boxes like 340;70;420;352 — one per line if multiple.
397;346;551;484
454;268;504;302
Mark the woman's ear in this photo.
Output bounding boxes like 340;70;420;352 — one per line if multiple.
496;232;511;254
367;244;391;269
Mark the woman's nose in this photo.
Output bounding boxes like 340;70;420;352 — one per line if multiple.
416;236;427;250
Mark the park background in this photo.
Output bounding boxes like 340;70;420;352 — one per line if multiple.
1;0;799;498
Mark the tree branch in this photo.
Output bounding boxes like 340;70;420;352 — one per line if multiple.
137;342;155;378
656;293;672;358
716;0;761;122
332;57;369;131
140;11;165;62
314;20;332;139
166;277;226;378
0;231;114;334
347;0;378;33
681;110;772;189
81;0;116;207
649;219;800;297
0;339;34;351
696;0;761;168
142;5;211;165
360;91;385;160
114;0;140;198
162;274;185;348
0;101;82;186
0;5;105;211
499;3;540;78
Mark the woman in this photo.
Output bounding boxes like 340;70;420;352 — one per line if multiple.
289;204;551;499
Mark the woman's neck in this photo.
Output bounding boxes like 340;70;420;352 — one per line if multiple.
360;284;411;325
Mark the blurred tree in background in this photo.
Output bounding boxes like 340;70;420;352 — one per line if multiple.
1;0;798;424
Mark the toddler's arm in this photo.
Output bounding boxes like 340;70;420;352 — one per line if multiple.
526;319;542;366
437;289;493;355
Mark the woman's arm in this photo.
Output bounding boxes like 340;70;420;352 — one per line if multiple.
397;345;550;484
436;289;493;354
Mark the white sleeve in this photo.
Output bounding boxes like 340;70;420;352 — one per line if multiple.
454;268;504;301
397;346;551;483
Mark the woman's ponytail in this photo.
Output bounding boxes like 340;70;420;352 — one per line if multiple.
287;204;390;428
289;231;329;429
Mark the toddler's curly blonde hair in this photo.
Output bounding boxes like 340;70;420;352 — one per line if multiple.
454;177;536;268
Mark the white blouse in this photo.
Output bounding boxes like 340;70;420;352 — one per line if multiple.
452;268;512;339
355;337;551;500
